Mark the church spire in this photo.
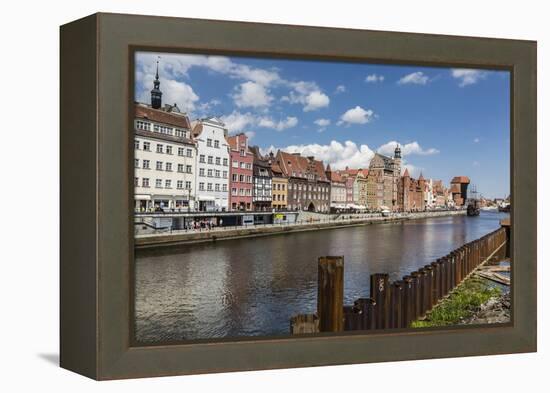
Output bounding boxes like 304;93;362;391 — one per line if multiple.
151;57;163;109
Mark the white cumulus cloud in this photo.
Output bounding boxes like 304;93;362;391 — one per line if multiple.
335;85;346;93
220;111;256;132
283;81;330;112
377;141;439;157
232;81;273;108
397;71;429;85
451;69;487;87
337;106;375;126
258;116;298;131
314;118;331;127
365;74;385;83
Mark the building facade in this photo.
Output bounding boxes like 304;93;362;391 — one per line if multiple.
133;68;197;212
325;165;347;209
227;133;253;211
398;169;426;211
337;168;368;209
250;147;273;211
192;117;230;211
450;176;470;206
270;159;288;211
367;146;401;210
275;151;330;212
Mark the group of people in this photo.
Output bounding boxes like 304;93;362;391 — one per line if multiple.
186;218;223;231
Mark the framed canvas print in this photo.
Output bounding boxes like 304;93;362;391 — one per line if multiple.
60;13;536;380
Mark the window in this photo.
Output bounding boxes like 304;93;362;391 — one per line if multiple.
240;149;245;156
223;158;228;166
142;178;149;187
207;169;213;177
143;142;151;151
240;162;246;169
214;140;220;148
246;176;252;183
245;163;252;170
239;174;244;182
165;163;172;172
165;180;171;189
222;184;227;192
185;181;191;190
156;144;163;153
207;156;213;164
154;124;173;135
207;138;212;147
199;182;205;191
155;179;162;188
186;148;193;158
178;147;184;156
231;187;237;196
215;157;221;165
166;146;173;155
143;160;150;169
199;154;205;163
222;171;228;178
207;183;213;191
134;159;139;168
156;161;163;171
232;174;238;182
215;183;220;191
178;164;184;173
215;170;220;178
232;161;238;168
134;140;140;149
136;120;151;130
199;168;205;177
134;177;139;187
186;165;192;174
175;129;187;138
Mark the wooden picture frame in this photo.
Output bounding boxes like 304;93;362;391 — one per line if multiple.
60;12;536;380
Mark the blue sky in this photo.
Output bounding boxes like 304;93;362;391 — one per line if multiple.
135;52;510;199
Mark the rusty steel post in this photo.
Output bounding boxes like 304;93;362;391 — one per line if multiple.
370;273;390;329
354;298;376;330
430;261;440;305
317;256;344;333
423;265;434;310
402;276;414;328
390;281;404;329
410;272;421;321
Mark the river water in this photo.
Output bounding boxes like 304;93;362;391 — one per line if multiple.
135;211;508;342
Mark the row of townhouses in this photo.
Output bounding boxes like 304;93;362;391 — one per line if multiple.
134;68;467;213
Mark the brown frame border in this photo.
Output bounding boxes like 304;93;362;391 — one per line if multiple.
60;12;536;380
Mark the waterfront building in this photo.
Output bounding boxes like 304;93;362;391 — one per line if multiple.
367;145;401;211
249;146;273;211
432;180;449;208
450;176;470;206
270;158;288;211
227;133;253;211
398;169;426;211
275;151;331;212
336;168;368;209
325;165;347;209
133;65;197;211
192;117;230;211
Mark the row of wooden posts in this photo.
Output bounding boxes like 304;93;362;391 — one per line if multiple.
290;224;509;334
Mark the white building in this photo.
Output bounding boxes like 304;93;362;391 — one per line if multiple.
134;103;197;211
192;117;230;211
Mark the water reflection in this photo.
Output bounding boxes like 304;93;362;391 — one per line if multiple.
135;212;508;342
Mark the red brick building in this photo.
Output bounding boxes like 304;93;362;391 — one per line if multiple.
398;169;426;211
450;176;470;206
227;133;253;211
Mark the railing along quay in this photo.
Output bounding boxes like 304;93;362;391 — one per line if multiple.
290;223;509;334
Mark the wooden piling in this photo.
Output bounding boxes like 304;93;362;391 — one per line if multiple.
354;298;376;330
370;273;390;329
317;256;344;332
290;314;319;334
390;281;404;328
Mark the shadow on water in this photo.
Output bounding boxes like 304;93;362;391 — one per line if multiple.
135;211;509;342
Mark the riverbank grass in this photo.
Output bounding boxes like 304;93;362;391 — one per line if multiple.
411;277;501;328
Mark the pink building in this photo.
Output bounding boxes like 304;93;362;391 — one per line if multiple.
227;133;253;211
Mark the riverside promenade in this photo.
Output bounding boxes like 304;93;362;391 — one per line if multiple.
135;210;466;249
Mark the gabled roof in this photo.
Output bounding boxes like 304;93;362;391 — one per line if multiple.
135;103;191;129
276;151;328;181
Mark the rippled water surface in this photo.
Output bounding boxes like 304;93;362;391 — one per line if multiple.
135;211;508;342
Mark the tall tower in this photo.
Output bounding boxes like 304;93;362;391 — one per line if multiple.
151;59;162;109
392;144;402;210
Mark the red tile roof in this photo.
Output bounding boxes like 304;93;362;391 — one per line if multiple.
451;176;470;184
135;103;191;129
276;151;328;181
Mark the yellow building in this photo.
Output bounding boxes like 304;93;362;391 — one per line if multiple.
271;162;288;210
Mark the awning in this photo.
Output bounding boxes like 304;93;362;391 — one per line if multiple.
135;195;151;200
